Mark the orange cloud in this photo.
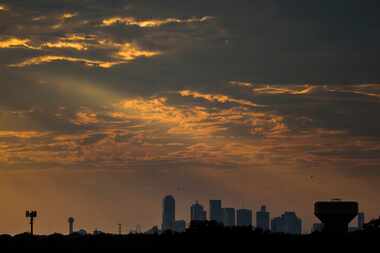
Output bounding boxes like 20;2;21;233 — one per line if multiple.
102;16;214;27
253;84;315;95
179;90;260;107
43;41;88;51
0;38;38;50
116;43;161;60
0;5;8;11
229;81;254;88
61;12;77;20
9;55;124;68
71;112;99;126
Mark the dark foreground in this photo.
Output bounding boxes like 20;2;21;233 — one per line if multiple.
1;221;380;252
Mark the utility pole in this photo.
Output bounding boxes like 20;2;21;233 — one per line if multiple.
25;210;37;235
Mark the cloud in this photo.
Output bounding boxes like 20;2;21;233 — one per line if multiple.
61;12;77;20
252;85;316;95
116;43;161;60
42;41;88;51
71;112;99;126
8;55;124;68
0;4;8;11
229;81;254;88
102;16;214;27
0;38;38;50
179;90;260;107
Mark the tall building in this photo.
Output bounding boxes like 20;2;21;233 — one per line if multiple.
223;208;236;227
357;212;365;230
237;209;252;227
162;195;175;231
256;205;270;231
270;212;302;235
271;216;283;233
191;202;207;221
209;200;223;223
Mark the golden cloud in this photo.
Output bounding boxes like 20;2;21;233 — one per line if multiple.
9;55;124;68
116;43;161;60
43;41;88;51
62;12;77;20
179;90;260;107
0;5;8;11
71;112;99;126
102;16;214;27
229;81;254;88
0;38;38;50
253;84;315;95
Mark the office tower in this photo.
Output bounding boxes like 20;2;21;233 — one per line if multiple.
191;202;207;221
270;212;302;234
256;205;270;231
223;208;236;227
174;220;186;233
162;195;175;231
271;216;283;233
209;200;223;223
357;212;365;230
68;217;75;235
237;209;252;227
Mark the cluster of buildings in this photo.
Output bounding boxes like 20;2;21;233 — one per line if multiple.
160;195;303;234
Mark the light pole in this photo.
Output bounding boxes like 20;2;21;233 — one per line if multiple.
25;210;37;235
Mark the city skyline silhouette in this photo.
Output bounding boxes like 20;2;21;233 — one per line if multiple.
0;1;380;247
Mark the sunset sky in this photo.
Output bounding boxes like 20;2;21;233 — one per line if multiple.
0;0;380;234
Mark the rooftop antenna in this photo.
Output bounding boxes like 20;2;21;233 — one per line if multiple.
25;210;37;235
68;217;75;235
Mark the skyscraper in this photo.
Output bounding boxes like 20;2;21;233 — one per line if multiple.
162;195;175;231
223;208;236;227
271;216;283;233
237;209;252;227
191;202;207;221
256;205;270;231
209;200;223;223
357;212;365;230
270;212;302;235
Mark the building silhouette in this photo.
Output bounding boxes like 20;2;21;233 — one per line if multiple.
311;223;324;233
271;212;302;234
237;209;252;227
162;195;175;231
174;220;186;233
223;208;236;227
191;202;207;221
256;205;270;231
357;212;365;230
209;200;223;224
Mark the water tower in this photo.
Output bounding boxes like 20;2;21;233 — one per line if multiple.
314;199;358;233
68;217;75;234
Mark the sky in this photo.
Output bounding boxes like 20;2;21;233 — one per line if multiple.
0;0;380;235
